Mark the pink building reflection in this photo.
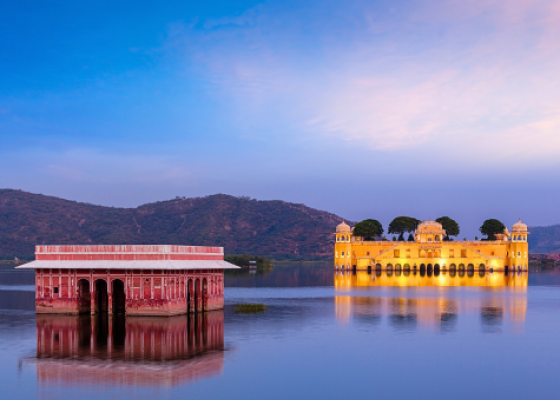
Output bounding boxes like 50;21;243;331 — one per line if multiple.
31;312;224;388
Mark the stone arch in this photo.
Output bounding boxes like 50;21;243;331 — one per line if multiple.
94;279;108;314
467;263;474;271
395;263;402;271
449;263;456;271
403;264;410;271
479;263;486;271
187;279;194;313
386;263;393;271
458;263;465;272
111;279;126;314
375;263;382;271
77;279;91;314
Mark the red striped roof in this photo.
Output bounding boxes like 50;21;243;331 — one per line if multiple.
35;245;224;261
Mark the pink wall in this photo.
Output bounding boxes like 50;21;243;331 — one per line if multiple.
35;268;225;316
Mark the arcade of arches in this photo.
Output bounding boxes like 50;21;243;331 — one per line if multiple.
35;269;224;316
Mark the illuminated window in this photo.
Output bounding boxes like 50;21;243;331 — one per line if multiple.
461;249;467;258
491;251;495;256
394;250;400;258
449;249;455;258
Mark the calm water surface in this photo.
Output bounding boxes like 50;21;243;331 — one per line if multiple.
1;263;560;399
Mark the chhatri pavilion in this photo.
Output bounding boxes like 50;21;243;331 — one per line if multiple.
334;219;529;273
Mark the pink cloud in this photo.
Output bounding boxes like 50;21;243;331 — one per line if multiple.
166;0;560;164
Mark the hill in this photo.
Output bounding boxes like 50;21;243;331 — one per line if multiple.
0;189;348;260
528;225;560;254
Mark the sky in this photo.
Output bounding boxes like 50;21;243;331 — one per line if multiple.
1;0;560;238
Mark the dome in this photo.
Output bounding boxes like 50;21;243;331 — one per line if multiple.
415;220;445;235
512;219;528;233
336;220;351;233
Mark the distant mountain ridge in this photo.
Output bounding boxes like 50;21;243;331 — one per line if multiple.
528;225;560;254
2;189;559;260
0;189;348;260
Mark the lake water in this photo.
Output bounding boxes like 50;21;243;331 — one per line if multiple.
2;263;560;399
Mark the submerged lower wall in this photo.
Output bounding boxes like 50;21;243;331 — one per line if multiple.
35;269;224;316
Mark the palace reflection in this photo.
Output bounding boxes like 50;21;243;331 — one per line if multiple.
334;271;527;331
30;312;224;388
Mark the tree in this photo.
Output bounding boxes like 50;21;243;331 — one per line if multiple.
407;233;415;241
353;219;383;240
388;216;420;237
435;216;460;240
479;219;506;240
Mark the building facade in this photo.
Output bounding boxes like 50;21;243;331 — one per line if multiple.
18;245;239;316
334;219;529;272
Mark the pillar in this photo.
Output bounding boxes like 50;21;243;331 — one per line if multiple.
91;280;97;315
108;279;113;316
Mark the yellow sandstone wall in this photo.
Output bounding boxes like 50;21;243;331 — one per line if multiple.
334;233;529;272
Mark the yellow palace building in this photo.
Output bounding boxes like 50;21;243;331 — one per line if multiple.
334;219;529;273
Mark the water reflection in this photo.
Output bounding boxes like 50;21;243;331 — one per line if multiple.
335;295;526;333
335;270;528;288
29;312;225;388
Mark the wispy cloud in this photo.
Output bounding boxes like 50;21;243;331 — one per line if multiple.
165;0;560;163
39;149;193;184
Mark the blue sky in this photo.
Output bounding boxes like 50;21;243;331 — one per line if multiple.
1;0;559;237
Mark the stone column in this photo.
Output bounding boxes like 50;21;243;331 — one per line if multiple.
91;280;97;315
108;278;113;315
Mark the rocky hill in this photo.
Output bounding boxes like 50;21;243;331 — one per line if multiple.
528;224;560;254
0;189;348;260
